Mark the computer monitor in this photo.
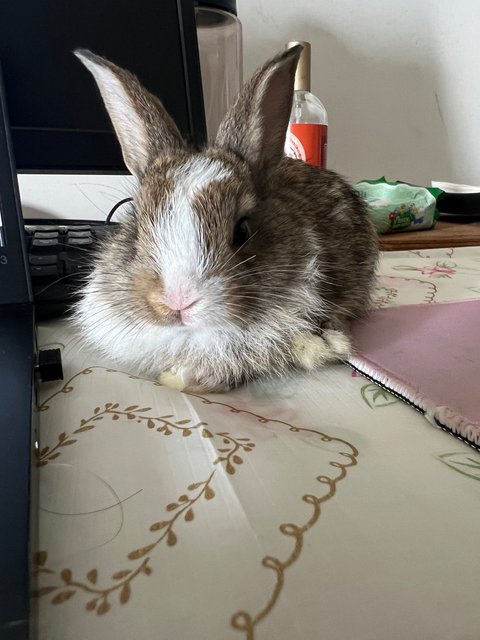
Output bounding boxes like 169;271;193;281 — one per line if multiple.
0;0;206;172
0;3;207;636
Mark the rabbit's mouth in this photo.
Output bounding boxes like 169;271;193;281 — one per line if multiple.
167;308;194;327
147;297;188;327
146;293;203;328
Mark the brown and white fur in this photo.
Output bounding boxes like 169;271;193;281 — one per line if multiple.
73;46;378;392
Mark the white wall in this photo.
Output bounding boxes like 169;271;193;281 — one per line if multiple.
238;0;480;186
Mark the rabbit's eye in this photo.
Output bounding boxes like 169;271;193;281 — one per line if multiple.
232;216;252;248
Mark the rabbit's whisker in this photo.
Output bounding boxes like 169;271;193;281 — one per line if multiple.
224;252;257;273
217;230;258;271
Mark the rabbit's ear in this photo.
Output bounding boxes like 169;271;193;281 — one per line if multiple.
74;49;185;178
215;45;302;174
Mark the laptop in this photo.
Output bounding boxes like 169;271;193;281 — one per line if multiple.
0;67;38;639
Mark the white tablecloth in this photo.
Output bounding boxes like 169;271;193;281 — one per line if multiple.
35;246;480;640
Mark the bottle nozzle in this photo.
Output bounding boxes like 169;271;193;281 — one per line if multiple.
286;41;311;92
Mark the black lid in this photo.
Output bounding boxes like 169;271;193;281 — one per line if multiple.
197;1;237;15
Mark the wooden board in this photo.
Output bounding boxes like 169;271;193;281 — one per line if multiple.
379;220;480;251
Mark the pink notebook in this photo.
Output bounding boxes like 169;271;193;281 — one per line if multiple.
349;299;480;449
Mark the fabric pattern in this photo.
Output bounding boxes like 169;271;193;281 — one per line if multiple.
35;247;480;640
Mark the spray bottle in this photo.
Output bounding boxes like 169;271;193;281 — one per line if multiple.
285;41;328;169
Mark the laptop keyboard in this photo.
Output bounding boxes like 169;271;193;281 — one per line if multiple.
24;220;119;319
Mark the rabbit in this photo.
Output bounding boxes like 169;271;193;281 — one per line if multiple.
73;45;378;393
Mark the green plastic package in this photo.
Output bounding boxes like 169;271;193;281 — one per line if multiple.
354;177;443;234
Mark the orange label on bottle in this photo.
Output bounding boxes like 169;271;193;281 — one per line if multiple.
285;123;328;168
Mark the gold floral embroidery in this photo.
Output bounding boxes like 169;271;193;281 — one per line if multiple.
36;401;213;466
33;549;150;613
37;367;161;413
182;395;358;639
37;366;258;466
35;366;358;639
34;427;253;612
230;452;356;639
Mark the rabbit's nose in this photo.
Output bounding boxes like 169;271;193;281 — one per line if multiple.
164;290;199;312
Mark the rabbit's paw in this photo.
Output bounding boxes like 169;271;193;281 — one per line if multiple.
292;333;331;370
158;370;185;391
292;330;351;370
158;369;231;394
321;329;352;359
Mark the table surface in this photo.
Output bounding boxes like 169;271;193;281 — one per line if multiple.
34;247;480;640
379;220;480;251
